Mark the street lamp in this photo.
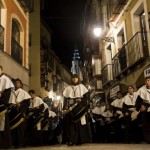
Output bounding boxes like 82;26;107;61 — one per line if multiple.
93;26;114;42
56;95;61;101
93;27;102;37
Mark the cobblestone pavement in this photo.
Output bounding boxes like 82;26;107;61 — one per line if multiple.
14;143;150;150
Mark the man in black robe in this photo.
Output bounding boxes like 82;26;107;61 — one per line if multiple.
0;66;14;149
28;89;44;146
135;76;150;143
111;91;124;143
9;78;31;148
122;86;138;143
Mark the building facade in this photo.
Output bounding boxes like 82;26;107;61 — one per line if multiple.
100;0;150;102
0;0;33;90
29;0;41;93
82;0;150;103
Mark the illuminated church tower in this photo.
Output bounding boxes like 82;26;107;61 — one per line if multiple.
71;48;83;80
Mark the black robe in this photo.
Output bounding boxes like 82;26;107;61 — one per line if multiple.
11;99;30;148
135;95;150;143
62;92;92;145
0;88;12;149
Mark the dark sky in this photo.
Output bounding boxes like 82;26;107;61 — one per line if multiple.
41;0;86;69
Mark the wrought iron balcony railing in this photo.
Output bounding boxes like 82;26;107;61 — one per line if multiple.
102;64;113;86
112;32;148;78
0;25;4;51
11;38;23;65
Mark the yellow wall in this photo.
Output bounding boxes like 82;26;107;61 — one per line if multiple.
29;0;41;95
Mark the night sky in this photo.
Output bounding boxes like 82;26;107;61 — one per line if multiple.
41;0;86;69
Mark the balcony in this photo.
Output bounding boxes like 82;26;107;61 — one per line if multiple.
11;38;23;65
0;25;4;51
112;32;148;79
17;0;34;12
107;0;128;21
102;64;113;87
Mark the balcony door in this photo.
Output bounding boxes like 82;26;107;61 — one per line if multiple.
140;11;148;56
117;29;127;71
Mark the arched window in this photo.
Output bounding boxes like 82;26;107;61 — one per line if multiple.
11;20;23;65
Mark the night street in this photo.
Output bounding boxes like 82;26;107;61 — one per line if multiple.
1;0;150;149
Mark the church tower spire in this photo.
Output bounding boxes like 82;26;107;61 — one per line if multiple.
71;43;83;81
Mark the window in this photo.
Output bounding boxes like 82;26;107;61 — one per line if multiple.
117;28;125;49
12;21;20;42
131;2;148;58
11;20;23;65
140;11;147;48
131;2;145;34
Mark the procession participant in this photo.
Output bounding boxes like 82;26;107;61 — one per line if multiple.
122;86;138;143
28;89;44;146
101;104;114;143
92;101;106;143
92;101;106;116
87;101;97;143
49;107;63;145
41;102;61;145
48;106;57;118
135;75;150;143
41;102;50;130
8;78;31;148
43;96;52;107
41;102;51;145
101;104;113;124
62;74;92;146
47;106;61;145
111;91;124;143
0;66;14;149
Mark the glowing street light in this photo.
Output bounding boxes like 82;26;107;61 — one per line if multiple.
56;95;61;101
93;27;101;37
